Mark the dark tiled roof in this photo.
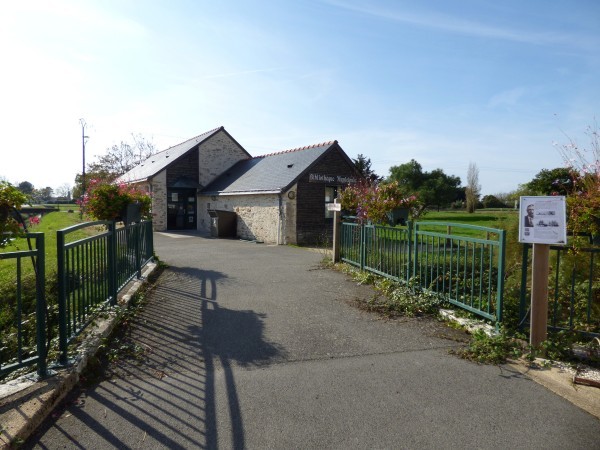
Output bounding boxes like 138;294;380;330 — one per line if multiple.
202;141;337;194
118;127;224;183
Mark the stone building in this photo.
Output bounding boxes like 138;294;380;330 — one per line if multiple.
119;126;362;245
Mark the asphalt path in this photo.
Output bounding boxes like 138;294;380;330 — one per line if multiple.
25;232;600;449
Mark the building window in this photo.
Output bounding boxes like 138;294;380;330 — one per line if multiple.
325;186;338;219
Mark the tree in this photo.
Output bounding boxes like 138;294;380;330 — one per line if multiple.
35;186;54;203
387;159;462;212
74;134;156;198
55;183;72;200
388;159;426;191
481;195;507;209
524;167;574;196
352;154;382;184
420;169;462;211
88;137;155;179
17;181;34;195
465;162;481;213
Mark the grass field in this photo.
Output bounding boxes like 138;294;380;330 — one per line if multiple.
413;209;519;239
0;211;90;282
419;209;517;227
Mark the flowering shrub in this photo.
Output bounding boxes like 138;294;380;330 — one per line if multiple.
0;181;29;247
340;181;421;224
80;179;151;221
28;215;41;228
557;124;600;238
567;173;600;237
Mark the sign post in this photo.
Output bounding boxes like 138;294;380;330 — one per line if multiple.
530;244;550;347
519;196;567;347
328;200;342;262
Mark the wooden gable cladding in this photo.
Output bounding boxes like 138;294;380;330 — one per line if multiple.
166;147;199;186
295;145;361;244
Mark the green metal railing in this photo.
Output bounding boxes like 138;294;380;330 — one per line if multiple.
341;221;506;324
0;233;47;378
414;222;505;323
519;242;599;337
57;221;153;364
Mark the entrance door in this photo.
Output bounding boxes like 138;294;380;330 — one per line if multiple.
167;189;197;230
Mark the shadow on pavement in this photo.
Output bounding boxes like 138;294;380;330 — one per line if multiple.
26;265;284;449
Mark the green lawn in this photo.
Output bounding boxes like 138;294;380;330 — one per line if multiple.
0;211;91;282
414;209;519;239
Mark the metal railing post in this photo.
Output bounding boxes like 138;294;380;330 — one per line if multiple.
407;221;413;283
412;221;419;286
496;229;506;327
148;221;154;260
108;221;118;306
34;233;48;377
56;228;69;365
360;223;365;271
135;223;142;279
518;244;530;330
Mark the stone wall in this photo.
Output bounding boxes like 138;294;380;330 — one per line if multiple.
198;194;281;243
151;170;167;231
198;130;250;187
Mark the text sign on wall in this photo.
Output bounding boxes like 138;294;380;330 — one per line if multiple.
309;173;358;184
519;196;567;245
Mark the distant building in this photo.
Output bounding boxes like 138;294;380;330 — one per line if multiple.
118;126;362;245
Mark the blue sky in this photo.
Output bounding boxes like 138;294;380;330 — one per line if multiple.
1;0;599;195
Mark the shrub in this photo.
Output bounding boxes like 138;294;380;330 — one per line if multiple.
0;181;29;247
340;181;421;224
80;180;151;221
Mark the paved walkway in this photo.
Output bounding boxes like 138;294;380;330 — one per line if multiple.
25;233;600;449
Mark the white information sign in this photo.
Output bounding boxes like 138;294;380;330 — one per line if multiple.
326;202;342;211
519;196;567;245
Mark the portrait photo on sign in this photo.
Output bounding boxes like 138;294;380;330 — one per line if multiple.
519;196;567;244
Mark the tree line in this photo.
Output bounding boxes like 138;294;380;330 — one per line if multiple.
352;154;578;214
8;132;586;214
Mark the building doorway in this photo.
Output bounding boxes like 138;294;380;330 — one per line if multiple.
167;189;197;230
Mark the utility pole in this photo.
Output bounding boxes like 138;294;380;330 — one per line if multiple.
80;119;89;197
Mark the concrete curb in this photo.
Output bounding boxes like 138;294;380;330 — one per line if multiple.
508;359;600;420
0;262;158;449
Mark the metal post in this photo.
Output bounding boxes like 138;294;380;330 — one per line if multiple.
360;223;365;271
135;223;142;278
496;229;506;326
108;221;118;306
407;221;413;283
412;221;419;285
34;233;48;377
519;244;530;329
530;244;550;347
56;229;69;365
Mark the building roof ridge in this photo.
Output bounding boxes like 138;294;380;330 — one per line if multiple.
153;126;224;156
255;140;337;158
